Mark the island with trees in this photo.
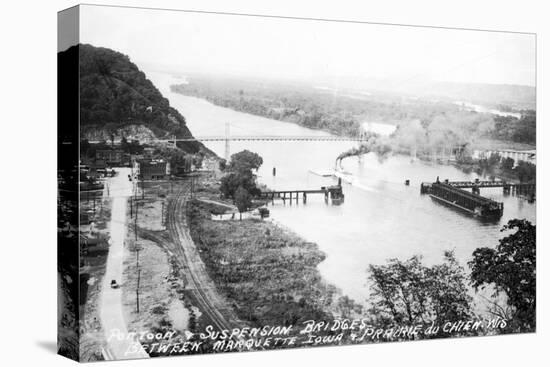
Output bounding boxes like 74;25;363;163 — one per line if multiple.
171;74;535;149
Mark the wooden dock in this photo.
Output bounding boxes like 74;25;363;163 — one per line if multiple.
258;185;344;205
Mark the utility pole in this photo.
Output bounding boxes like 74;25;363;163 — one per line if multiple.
134;197;138;243
161;200;165;227
136;268;140;313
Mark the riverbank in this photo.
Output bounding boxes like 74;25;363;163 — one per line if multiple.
170;79;364;137
187;170;363;338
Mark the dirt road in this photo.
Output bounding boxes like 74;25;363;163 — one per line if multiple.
99;168;149;360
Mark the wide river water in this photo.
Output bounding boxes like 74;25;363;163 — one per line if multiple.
149;71;536;304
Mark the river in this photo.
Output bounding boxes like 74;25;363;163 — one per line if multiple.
454;101;522;119
148;71;536;304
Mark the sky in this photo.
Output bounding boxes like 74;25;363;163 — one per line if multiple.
79;4;536;87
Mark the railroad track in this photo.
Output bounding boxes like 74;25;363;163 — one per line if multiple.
163;187;241;333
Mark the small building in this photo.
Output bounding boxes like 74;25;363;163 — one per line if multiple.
136;159;170;180
80;234;108;255
96;149;124;166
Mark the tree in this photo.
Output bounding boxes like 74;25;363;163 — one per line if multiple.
220;150;263;199
478;152;501;173
165;150;192;175
513;161;536;183
368;251;473;338
490;112;535;145
234;186;251;220
512;113;536;144
229;150;263;173
500;157;515;171
427;251;473;326
336;295;362;319
220;171;258;199
469;219;536;333
220;172;242;198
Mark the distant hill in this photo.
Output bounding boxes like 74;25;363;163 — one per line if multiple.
411;81;536;110
60;44;202;153
323;76;536;111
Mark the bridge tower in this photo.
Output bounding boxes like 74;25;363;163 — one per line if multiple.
357;130;365;163
224;122;230;161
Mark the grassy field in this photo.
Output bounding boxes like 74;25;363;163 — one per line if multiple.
187;172;363;338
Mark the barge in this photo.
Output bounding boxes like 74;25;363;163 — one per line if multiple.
421;180;503;219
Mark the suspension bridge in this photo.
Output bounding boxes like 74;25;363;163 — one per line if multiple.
163;136;366;142
88;122;368;160
165;122;367;160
